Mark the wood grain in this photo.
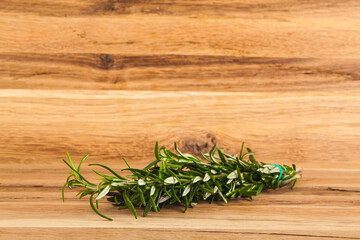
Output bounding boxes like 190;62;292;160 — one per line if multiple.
0;0;360;239
1;1;360;57
1;90;360;239
1;54;359;91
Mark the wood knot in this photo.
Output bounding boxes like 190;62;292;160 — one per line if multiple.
180;133;217;157
103;0;120;11
99;54;114;70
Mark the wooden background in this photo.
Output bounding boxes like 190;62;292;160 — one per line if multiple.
1;0;360;239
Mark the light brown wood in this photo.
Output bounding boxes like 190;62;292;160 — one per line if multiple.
1;54;359;91
0;0;360;239
0;0;360;57
1;90;360;239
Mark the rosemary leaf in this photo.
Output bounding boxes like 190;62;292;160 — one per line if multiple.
63;141;301;220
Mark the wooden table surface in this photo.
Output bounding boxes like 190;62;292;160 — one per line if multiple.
1;0;360;239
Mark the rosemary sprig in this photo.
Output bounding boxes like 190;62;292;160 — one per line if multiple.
62;142;301;221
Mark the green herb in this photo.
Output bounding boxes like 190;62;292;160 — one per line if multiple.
62;142;301;221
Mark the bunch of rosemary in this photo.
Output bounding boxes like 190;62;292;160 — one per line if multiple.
62;142;301;221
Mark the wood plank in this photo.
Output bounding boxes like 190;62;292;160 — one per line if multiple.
0;14;359;57
1;228;358;240
1;54;359;91
1;0;359;18
0;168;359;239
0;89;359;167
